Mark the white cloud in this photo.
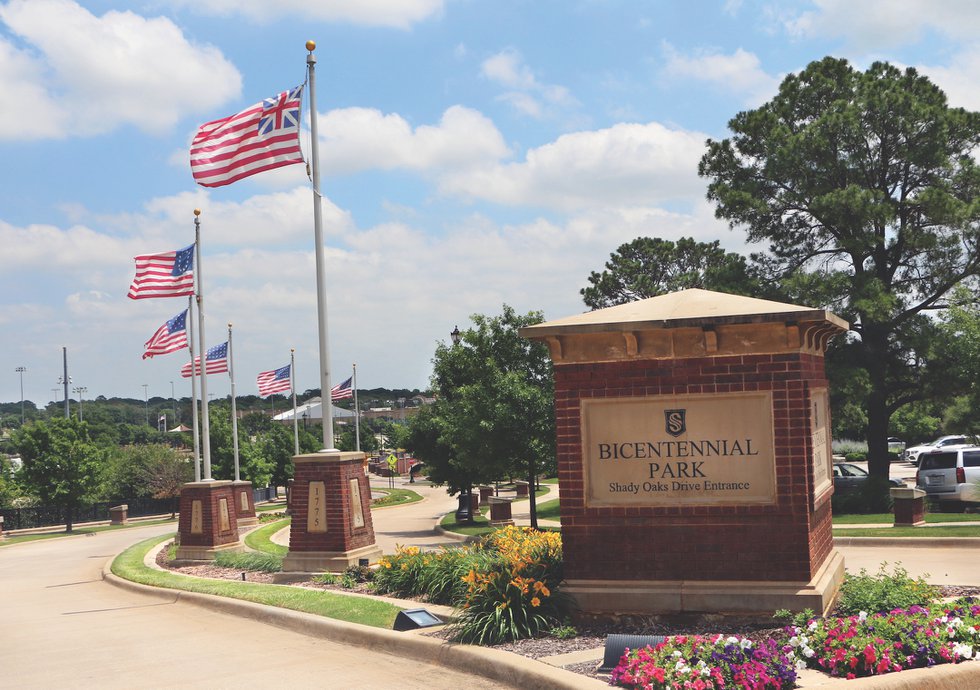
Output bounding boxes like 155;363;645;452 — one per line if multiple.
661;43;781;107
0;0;241;140
317;105;511;174
784;0;980;50
169;0;445;28
440;121;710;212
480;49;577;119
919;47;980;111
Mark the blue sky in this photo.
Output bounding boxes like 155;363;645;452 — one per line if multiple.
2;0;978;405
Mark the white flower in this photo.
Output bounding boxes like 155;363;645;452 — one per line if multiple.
796;659;808;670
858;611;868;622
808;621;819;632
952;643;974;659
740;638;753;649
803;646;816;658
789;636;800;648
726;636;740;645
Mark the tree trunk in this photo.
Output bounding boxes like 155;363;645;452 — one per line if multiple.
527;458;538;530
863;326;892;480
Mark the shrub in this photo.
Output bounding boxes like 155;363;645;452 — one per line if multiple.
448;526;573;644
610;634;797;689
836;563;940;616
832;476;895;515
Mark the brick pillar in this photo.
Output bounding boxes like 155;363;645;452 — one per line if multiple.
175;480;242;561
278;451;382;577
479;485;495;502
515;480;530;497
233;480;259;528
488;496;514;526
519;288;848;618
891;487;926;526
109;504;128;525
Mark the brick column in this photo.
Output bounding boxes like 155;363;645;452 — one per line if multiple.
278;450;382;577
175;480;242;561
520;288;848;618
891;487;926;526
232;480;259;528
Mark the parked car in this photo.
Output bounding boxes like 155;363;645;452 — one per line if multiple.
916;446;980;509
832;462;904;494
902;435;977;466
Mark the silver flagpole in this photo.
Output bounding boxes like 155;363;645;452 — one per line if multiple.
291;349;299;456
353;363;360;452
188;295;201;482
229;323;240;482
194;209;213;479
306;40;334;450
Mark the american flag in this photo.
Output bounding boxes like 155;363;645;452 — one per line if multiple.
256;364;291;397
127;245;195;299
190;85;305;188
331;376;353;401
142;309;188;360
180;342;229;378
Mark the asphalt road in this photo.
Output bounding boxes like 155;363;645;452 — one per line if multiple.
0;522;512;690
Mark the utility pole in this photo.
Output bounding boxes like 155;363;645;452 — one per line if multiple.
15;366;26;424
73;386;87;421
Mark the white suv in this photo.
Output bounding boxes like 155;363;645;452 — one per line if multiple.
902;435;975;466
916;446;980;508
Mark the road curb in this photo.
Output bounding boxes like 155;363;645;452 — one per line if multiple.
835;537;980;548
101;560;605;690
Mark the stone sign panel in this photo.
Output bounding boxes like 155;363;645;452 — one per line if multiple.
582;392;776;506
810;388;832;500
349;478;365;529
308;480;327;533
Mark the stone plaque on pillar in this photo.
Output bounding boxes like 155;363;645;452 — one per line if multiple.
520;288;849;618
176;480;243;561
278;450;382;578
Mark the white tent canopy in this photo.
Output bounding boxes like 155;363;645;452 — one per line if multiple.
272;397;355;422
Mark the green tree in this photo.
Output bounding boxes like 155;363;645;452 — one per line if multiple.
699;57;980;478
207;403;273;486
143;452;193;518
581;236;760;309
934;284;980;435
406;306;554;526
13;418;105;532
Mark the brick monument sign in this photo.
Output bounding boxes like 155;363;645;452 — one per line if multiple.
520;288;848;617
175;480;242;561
278;450;382;577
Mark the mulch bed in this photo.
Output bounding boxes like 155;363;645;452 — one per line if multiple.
154;545;980;679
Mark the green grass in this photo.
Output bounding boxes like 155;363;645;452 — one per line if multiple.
255;502;287;513
833;512;979;524
439;511;495;537
833;525;980;538
112;533;402;628
371;488;423;508
244;518;290;556
534;498;561;521
0;517;180;546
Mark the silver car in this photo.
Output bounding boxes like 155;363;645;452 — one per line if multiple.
916;446;980;507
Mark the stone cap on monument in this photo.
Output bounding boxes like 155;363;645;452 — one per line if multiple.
519;288;848;363
294;450;366;465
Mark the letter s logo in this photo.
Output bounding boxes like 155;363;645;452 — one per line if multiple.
664;409;686;437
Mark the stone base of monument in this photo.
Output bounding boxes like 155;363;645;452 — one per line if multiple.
274;543;384;582
232;480;259;528
174;480;242;562
566;549;844;619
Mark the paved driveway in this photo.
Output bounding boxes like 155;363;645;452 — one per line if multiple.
0;522;512;689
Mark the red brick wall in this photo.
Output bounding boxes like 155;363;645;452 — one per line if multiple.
177;483;239;548
557;352;833;583
288;457;377;553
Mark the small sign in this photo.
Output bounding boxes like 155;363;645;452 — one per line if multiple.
386;454;398;470
190;500;203;534
308;481;327;533
218;498;231;533
350;478;365;529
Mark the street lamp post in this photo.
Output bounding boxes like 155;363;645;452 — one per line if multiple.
170;380;177;425
15;366;25;424
142;384;149;426
73;386;87;421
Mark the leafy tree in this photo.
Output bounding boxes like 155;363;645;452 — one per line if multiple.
699;57;980;478
13;418;105;532
100;444;174;500
581;236;760;308
934;284;980;436
207;403;273;486
143;452;193;518
0;456;21;507
406;306;554;526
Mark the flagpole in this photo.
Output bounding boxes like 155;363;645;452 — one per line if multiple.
194;209;213;480
306;40;335;450
187;295;201;482
291;349;299;456
229;323;240;482
353;363;360;452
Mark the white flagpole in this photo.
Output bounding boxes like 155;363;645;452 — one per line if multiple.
229;323;240;482
291;349;299;456
187;294;201;482
306;41;334;450
353;363;360;452
194;209;213;480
